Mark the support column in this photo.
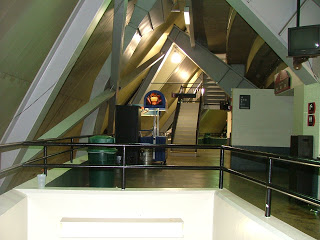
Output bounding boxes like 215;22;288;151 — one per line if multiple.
106;0;128;135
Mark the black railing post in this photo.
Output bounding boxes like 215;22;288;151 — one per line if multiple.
43;146;48;176
265;157;273;217
296;0;300;27
171;97;182;143
122;146;126;190
195;94;202;148
70;138;74;163
219;147;225;189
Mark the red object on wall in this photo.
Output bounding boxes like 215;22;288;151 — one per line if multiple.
308;102;316;114
274;70;291;94
307;115;315;126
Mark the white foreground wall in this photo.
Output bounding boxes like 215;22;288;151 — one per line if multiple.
0;188;315;240
0;190;27;240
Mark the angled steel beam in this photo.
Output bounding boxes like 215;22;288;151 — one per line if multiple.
314;0;320;8
185;0;195;47
133;25;256;103
80;0;159;137
106;0;128;135
226;0;319;85
0;89;114;193
131;39;173;104
169;26;257;96
0;0;111;187
119;52;164;88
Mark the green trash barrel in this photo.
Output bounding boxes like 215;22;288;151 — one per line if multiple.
203;133;210;144
88;135;117;187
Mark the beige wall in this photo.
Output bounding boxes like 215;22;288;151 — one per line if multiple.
293;83;320;158
231;89;293;147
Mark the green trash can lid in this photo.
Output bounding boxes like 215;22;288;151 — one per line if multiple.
89;135;115;143
88;135;117;153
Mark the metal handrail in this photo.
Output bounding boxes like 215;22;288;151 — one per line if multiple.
0;139;319;218
0;135;93;152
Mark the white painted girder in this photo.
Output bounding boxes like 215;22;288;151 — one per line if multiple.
0;0;111;184
131;39;173;104
21;89;115;164
168;26;256;96
0;0;112;191
80;0;158;137
119;52;164;88
226;0;320;85
132;25;256;104
107;0;128;134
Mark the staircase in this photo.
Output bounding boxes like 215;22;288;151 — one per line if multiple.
203;75;227;109
172;102;200;152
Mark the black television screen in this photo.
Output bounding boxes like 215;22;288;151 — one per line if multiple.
288;24;320;57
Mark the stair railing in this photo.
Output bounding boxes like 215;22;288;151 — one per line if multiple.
170;96;182;144
195;91;203;147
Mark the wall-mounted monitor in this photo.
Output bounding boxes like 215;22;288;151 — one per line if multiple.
288;24;320;57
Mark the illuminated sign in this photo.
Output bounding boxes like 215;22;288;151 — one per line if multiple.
144;90;166;109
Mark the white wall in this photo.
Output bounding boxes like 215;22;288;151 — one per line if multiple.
213;190;313;240
232;89;293;147
0;188;314;240
23;189;215;240
0;190;27;240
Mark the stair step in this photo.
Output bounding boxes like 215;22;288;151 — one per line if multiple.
204;94;226;98
173;102;199;147
203;105;220;110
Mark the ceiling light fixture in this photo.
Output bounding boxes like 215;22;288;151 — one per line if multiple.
184;7;190;25
171;51;182;64
181;71;188;79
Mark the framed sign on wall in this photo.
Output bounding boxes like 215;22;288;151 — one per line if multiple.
308;102;316;114
239;95;250;109
308;115;315;127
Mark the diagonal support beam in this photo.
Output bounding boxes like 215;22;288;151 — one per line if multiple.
0;89;114;193
169;26;257;96
226;0;319;85
0;0;111;187
80;0;158;137
185;0;195;47
314;0;320;7
133;25;256;103
106;0;128;135
119;52;164;89
131;39;173;104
